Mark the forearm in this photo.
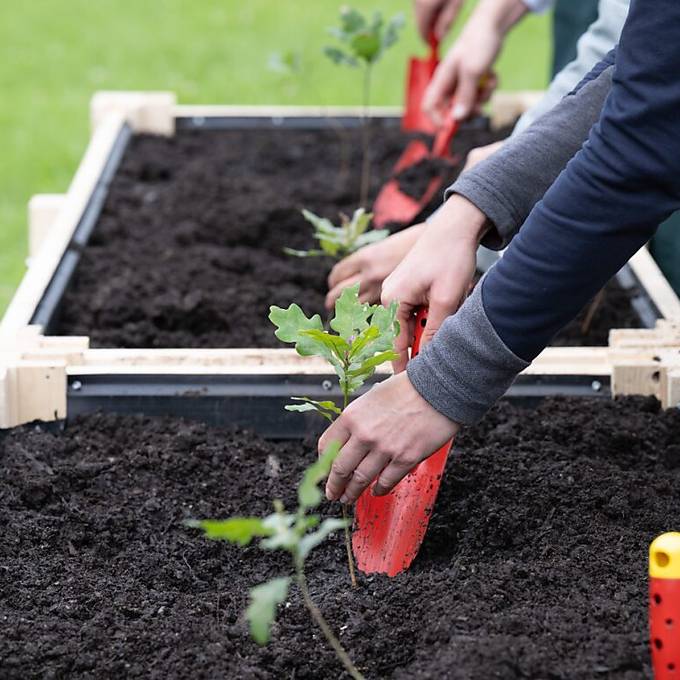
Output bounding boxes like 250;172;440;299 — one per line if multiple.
470;0;531;36
447;54;614;249
410;0;680;424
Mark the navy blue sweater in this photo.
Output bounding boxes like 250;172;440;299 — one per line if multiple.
485;0;680;360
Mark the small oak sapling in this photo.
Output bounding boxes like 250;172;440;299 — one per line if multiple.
270;282;400;586
284;207;389;259
189;286;398;680
324;7;404;206
188;441;365;680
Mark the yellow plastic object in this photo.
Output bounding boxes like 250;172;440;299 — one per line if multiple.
649;532;680;579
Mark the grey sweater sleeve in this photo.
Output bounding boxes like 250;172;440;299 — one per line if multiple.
448;64;613;250
407;279;528;425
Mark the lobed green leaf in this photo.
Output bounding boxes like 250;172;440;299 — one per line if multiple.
300;329;350;358
247;577;291;645
330;283;373;341
269;304;326;358
298;440;342;509
282;247;327;258
348;349;400;378
354;228;389;249
298;518;349;560
285;397;341;423
260;512;299;552
186;518;273;546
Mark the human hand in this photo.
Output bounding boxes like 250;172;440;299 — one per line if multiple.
320;371;461;503
462;140;504;172
423;0;528;124
413;0;465;43
381;194;488;372
325;223;426;309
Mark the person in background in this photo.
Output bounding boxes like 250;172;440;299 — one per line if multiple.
318;0;680;505
325;0;629;309
413;0;600;124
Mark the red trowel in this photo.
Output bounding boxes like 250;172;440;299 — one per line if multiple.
372;115;459;228
352;307;455;577
402;34;440;134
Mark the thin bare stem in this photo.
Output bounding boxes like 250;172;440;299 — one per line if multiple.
295;563;365;680
340;386;357;587
580;288;605;335
359;65;372;207
342;504;358;588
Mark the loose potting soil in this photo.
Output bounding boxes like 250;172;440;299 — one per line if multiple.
52;122;641;349
2;395;678;678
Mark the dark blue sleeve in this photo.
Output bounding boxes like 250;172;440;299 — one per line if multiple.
483;0;680;361
569;47;616;94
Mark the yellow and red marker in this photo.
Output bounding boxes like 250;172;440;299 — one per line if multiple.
650;533;680;677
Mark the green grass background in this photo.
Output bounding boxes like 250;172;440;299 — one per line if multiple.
0;1;550;315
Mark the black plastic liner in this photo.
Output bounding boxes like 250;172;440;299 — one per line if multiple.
66;372;610;438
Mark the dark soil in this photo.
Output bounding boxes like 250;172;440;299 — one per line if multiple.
3;396;678;678
553;278;641;346
52;121;642;349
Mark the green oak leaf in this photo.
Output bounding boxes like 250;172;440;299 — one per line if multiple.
285;397;341;423
282;247;327;258
325;8;403;66
298;440;342;509
355;228;389;248
247;577;291;645
330;283;374;341
186;518;273;545
269;304;328;358
300;329;350;358
260;512;298;552
348;349;399;378
351;31;381;62
339;7;366;34
290;208;386;260
299;518;349;559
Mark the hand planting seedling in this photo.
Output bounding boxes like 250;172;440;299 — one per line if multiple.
325;6;404;206
270;282;400;586
189;441;365;680
284;207;389;259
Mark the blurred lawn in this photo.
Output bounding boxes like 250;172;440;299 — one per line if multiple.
0;1;550;315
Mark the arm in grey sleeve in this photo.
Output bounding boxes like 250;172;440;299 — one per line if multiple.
448;63;613;249
513;0;628;135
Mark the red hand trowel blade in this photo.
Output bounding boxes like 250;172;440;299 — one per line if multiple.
403;35;439;134
352;308;455;577
372;118;459;228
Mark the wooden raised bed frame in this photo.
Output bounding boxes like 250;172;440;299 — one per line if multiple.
1;90;680;430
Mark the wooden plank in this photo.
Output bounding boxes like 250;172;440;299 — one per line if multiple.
0;112;126;338
629;245;680;320
174;104;402;120
63;345;612;376
0;362;17;429
91;91;176;136
0;324;43;351
0;356;66;428
664;369;680;409
28;194;66;258
174;91;544;129
609;319;680;348
14;360;67;424
611;360;664;401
